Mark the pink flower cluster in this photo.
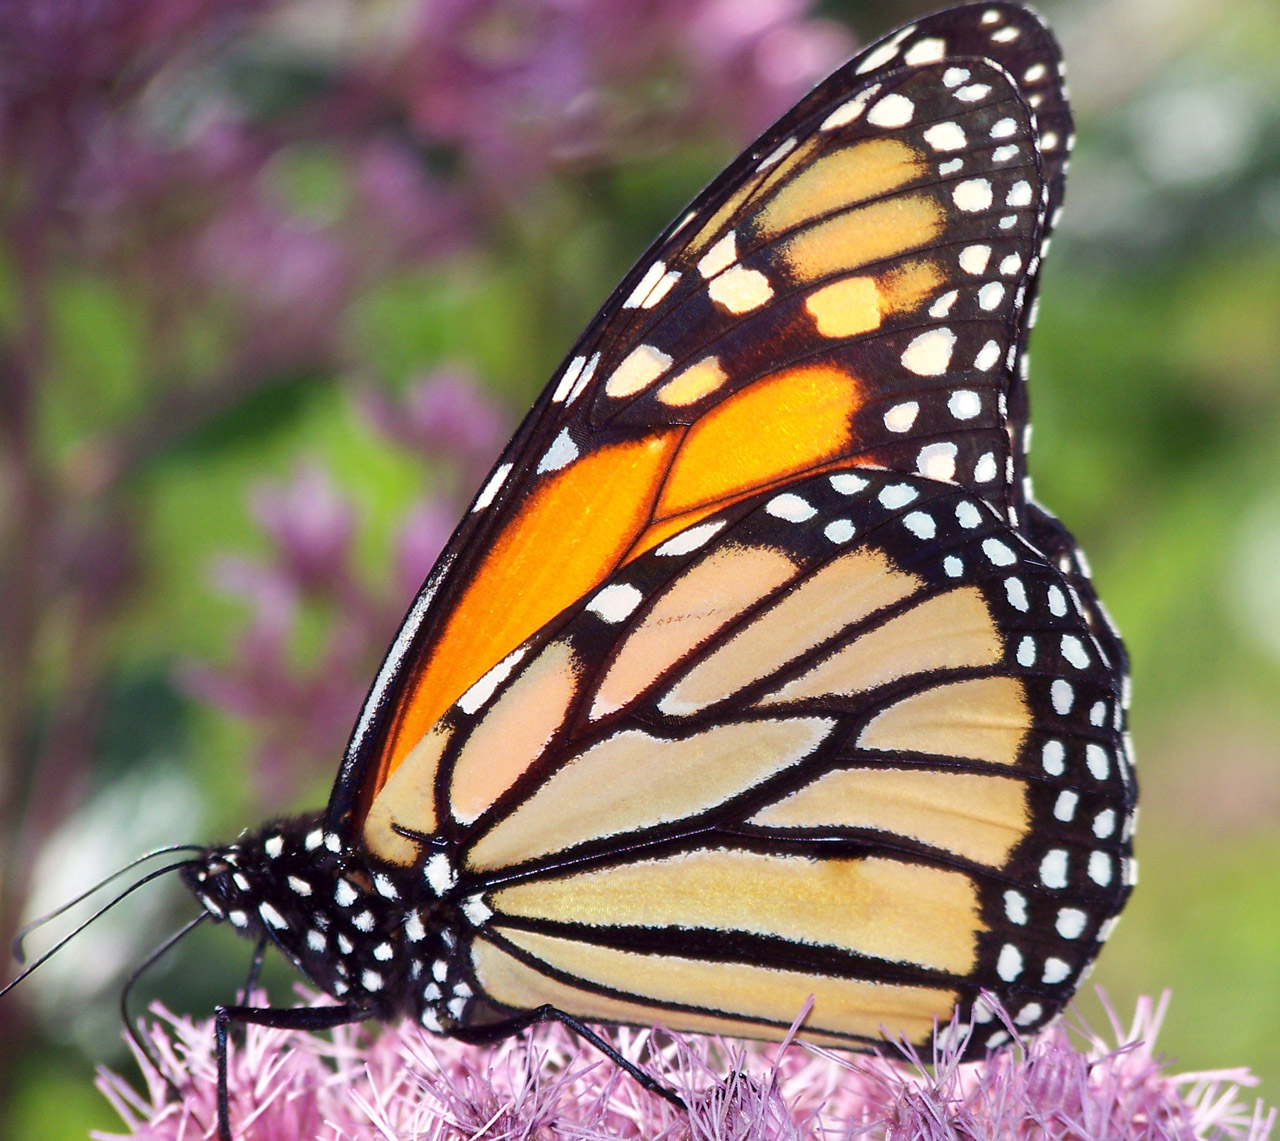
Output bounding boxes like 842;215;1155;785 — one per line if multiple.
95;993;1275;1141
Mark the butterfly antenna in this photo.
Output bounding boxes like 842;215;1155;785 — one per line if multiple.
120;913;208;1098
11;843;205;963
0;858;198;997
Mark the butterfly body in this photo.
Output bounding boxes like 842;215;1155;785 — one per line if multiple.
179;2;1135;1121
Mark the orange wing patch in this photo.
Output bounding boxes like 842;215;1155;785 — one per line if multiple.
656;364;862;518
380;433;678;778
378;365;875;787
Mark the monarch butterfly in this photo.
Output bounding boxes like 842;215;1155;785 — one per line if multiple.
20;3;1139;1137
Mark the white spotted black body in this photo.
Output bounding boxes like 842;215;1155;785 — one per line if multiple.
183;817;475;1033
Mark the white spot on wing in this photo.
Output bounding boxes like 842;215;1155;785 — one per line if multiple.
1088;851;1113;886
708;264;773;313
867;93;915;128
1061;634;1090;669
1007;180;1033;207
1043;958;1071;984
974;340;1001;371
948;390;980;420
605;344;672;398
901;327;955;375
829;472;869;495
824;518;855;543
929;290;957;317
916;442;957;481
566;352;600;404
1040;849;1068;889
903;37;946;66
982;538;1016;566
923;122;966;152
1086;744;1110;780
458;646;528;714
1056;908;1087;939
883;401;919;432
655;519;726;557
757;137;796;171
537;429;579;473
855;42;901;74
765;494;816;522
953;178;993;212
588;583;645;623
1042;740;1066;774
878;484;918;509
997;944;1023;981
1051;679;1074;714
551;355;587;403
623;260;669;309
473;462;513;512
978;282;1005;310
697;232;737;278
820;85;880;130
902;511;936;539
1004;890;1028;924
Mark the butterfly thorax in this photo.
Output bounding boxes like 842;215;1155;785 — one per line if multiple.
181;813;470;1028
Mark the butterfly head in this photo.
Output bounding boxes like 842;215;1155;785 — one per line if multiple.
181;814;439;1017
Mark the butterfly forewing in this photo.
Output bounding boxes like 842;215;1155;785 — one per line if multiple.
332;3;1074;831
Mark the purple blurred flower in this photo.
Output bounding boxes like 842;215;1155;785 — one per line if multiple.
350;138;473;264
250;464;358;594
196;198;353;368
396;497;457;598
95;993;1275;1141
363;366;510;471
372;0;850;194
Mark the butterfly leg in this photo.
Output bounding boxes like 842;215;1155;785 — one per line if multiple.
451;1005;686;1109
213;1000;368;1141
236;935;268;1002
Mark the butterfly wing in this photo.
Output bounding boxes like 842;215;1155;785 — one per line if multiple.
360;465;1134;1052
327;2;1078;839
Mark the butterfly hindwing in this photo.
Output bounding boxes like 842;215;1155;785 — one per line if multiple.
356;465;1132;1053
331;3;1073;832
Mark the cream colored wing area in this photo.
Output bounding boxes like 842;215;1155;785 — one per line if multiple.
590;543;799;720
750;768;1029;869
490;849;979;974
363;723;450;865
473;930;957;1044
759;586;1002;706
857;676;1030;766
466;717;833;872
659;550;923;716
450;641;580;825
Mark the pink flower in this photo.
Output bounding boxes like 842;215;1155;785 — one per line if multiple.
94;992;1275;1141
363;367;510;469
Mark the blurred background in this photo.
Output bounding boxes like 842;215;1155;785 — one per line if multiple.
1;0;1277;1135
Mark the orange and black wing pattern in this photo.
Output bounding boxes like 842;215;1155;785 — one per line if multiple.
326;2;1135;1056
